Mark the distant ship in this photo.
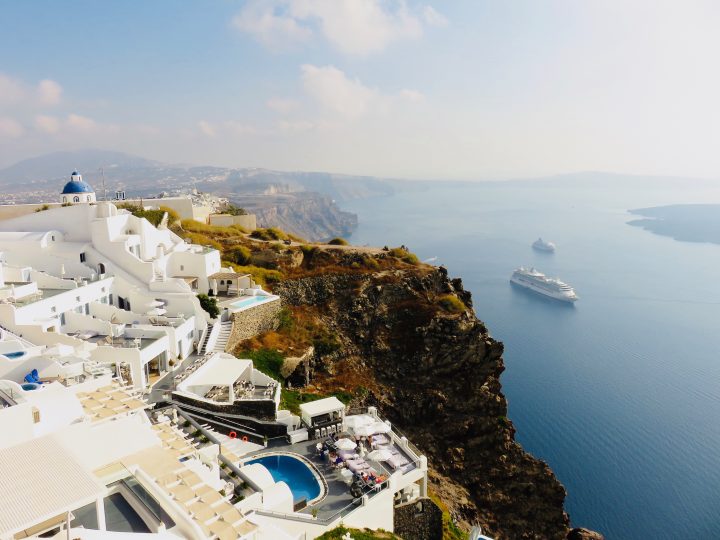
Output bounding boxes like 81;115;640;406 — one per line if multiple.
532;237;556;252
510;267;578;302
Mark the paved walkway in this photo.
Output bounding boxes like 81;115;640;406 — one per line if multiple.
147;352;200;404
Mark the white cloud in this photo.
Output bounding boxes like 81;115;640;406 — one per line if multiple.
301;64;378;118
422;5;448;27
37;79;62;106
232;2;312;50
266;98;299;113
290;0;422;55
34;114;61;134
399;89;425;102
0;117;24;138
0;74;62;108
66;113;97;133
223;120;256;135
0;75;24;106
233;1;445;55
277;119;315;133
198;120;217;137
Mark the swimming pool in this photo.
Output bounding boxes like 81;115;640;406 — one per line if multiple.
246;454;323;504
3;351;25;359
230;295;276;310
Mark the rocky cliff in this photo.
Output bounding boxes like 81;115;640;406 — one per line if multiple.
271;261;575;539
234;191;358;241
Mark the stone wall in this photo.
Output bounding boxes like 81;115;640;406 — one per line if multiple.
394;498;443;540
225;299;282;352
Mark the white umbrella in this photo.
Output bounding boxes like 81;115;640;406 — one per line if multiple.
367;448;393;461
353;425;373;438
336;438;357;450
369;422;391;434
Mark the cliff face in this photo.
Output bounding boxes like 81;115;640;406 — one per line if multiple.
273;265;572;540
232;191;358;241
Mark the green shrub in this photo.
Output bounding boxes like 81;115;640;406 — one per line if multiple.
313;332;341;356
224;204;248;216
363;256;380;270
226;264;283;285
277;308;294;332
243;349;285;380
250;227;288;241
225;245;251;265
183;232;222;250
35;204;50;212
327;237;348;246
389;247;419;265
197;293;220;319
438;294;466;314
180;219;246;237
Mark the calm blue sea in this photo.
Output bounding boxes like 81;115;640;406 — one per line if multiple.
343;179;720;540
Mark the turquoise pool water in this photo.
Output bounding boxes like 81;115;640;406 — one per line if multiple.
247;454;321;504
230;295;273;310
3;351;25;359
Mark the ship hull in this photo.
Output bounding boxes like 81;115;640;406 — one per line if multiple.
510;276;578;302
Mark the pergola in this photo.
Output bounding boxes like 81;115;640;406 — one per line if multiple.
208;271;252;296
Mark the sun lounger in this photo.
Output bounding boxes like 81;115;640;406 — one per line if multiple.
386;454;410;470
370;434;390;447
347;459;371;474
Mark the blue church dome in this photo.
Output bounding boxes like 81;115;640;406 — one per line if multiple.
61;180;94;194
61;171;94;194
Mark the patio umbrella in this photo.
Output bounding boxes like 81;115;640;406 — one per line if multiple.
340;468;354;484
353;425;374;438
369;421;391;434
336;438;357;450
367;448;393;461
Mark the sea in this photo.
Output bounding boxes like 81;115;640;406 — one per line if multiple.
343;177;720;540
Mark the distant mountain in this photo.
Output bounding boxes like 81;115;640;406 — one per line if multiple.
0;149;397;202
0;149;160;186
0;149;402;240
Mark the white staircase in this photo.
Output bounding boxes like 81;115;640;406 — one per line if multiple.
212;321;232;353
197;323;211;355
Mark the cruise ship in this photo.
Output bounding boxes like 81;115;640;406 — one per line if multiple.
532;237;556;252
510;267;578;302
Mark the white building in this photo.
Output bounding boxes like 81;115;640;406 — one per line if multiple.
61;171;97;204
0;199;228;388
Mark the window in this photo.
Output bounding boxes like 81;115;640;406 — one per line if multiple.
180;265;184;271
50;306;56;313
60;313;66;325
76;296;81;302
86;195;91;202
51;235;55;241
80;252;86;263
73;196;79;203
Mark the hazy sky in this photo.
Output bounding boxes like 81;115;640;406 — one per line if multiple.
1;0;720;179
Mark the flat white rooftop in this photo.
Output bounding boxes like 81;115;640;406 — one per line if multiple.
0;435;104;537
299;396;345;417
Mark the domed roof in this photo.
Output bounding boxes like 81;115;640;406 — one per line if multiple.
61;179;94;194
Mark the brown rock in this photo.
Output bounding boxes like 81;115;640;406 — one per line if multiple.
567;528;605;540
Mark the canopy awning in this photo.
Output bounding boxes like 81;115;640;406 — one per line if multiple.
0;435;104;537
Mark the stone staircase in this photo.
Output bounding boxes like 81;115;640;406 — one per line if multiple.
212;321;233;353
197;323;211;354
